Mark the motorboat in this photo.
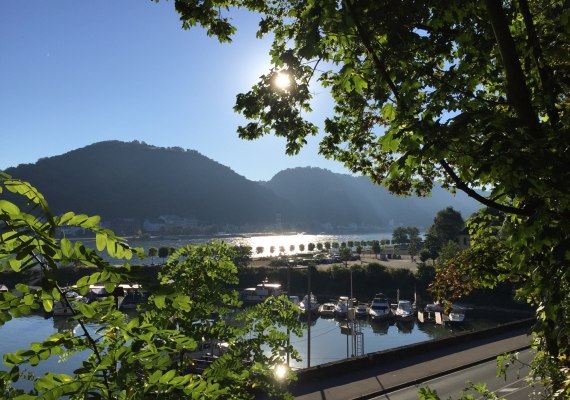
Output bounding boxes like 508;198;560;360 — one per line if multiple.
299;293;320;315
368;293;392;321
239;280;283;303
444;304;467;325
334;296;349;318
394;300;415;322
319;302;336;318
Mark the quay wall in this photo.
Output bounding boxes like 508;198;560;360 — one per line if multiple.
294;318;534;384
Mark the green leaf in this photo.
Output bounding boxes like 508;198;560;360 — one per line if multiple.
381;103;396;122
8;258;22;272
380;132;400;153
153;295;166;309
352;75;367;94
74;303;96;318
43;299;53;313
58;211;75;225
104;282;116;294
0;200;20;215
149;370;162;384
60;238;74;258
159;369;176;384
96;233;107;252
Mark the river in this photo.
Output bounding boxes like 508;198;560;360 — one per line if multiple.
0;308;520;393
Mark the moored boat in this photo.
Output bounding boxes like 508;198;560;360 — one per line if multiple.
239;280;283;303
299;293;320;315
443;304;467;325
394;300;415;322
368;293;392;321
334;296;349;318
319;302;336;318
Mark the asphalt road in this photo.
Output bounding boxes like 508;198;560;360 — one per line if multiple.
371;348;541;400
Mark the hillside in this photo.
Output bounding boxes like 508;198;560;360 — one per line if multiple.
5;141;295;227
5;141;481;233
262;167;481;229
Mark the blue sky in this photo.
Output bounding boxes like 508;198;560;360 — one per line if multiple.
0;1;348;181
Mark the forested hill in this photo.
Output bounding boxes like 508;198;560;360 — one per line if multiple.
262;167;481;229
4;141;295;226
5;141;480;231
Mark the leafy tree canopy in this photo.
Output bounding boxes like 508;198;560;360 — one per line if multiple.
392;226;420;244
424;207;465;256
0;174;301;398
167;0;570;395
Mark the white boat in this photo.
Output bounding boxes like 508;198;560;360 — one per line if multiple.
334;296;350;318
394;300;415;322
299;293;320;315
239;281;282;303
319;302;336;318
368;293;392;321
444;304;467;325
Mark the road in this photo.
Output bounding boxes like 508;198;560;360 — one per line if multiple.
371;348;542;400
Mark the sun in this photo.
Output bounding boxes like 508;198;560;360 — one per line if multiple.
274;71;291;90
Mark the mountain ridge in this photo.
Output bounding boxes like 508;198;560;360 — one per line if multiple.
4;141;481;233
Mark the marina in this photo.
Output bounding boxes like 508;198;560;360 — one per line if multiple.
0;305;526;382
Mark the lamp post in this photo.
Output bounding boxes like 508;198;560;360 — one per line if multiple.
307;263;312;368
287;262;291;366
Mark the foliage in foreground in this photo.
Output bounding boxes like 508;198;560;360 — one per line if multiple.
0;173;302;399
161;0;570;396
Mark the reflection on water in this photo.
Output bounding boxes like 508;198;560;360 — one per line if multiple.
287;312;517;369
1;309;523;382
395;320;414;334
369;320;390;335
52;316;79;334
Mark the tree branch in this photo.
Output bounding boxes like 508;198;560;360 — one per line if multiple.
483;0;541;135
517;0;560;125
439;159;533;217
27;244;113;398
